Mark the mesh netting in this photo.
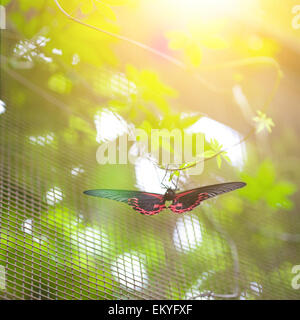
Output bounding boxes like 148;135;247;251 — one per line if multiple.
1;2;300;300
0;87;299;300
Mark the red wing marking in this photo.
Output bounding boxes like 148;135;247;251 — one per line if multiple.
84;182;246;215
168;182;246;213
169;192;209;214
128;197;166;215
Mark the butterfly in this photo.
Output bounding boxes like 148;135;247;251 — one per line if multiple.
83;182;246;215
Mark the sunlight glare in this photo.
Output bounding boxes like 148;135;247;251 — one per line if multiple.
134;157;167;194
94;109;129;143
28;133;54;146
46;186;63;206
74;227;108;256
22;218;33;235
0;100;6;115
173;215;202;253
170;0;257;18
111;252;148;291
186;116;246;168
71;167;85;176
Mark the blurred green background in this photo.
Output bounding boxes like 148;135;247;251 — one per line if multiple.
0;0;300;299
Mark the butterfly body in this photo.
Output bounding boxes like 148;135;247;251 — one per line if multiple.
84;182;246;215
163;188;176;201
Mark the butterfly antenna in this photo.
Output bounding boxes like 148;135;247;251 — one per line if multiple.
161;183;168;189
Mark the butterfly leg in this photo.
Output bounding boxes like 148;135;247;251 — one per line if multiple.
160;164;169;189
170;170;180;190
175;170;180;190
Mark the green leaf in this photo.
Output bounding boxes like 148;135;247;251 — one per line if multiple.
169;170;179;181
180;115;201;128
266;181;296;209
94;0;117;21
184;42;202;67
221;152;231;164
1;0;11;6
200;35;228;49
166;31;189;50
210;138;223;152
239;160;297;210
19;0;44;11
253;110;275;133
125;64;177;115
80;0;94;15
139;120;152;135
48;73;73;94
204;150;216;158
166;31;202;67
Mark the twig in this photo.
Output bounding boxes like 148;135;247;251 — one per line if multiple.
53;0;230;94
156;128;254;172
158;58;282;172
54;0;183;67
53;0;282;172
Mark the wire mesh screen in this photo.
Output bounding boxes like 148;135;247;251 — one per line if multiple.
0;83;299;300
1;0;300;301
0;100;233;299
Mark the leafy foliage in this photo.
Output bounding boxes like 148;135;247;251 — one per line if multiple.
253;110;275;133
166;21;228;67
204;139;231;169
240;160;297;210
1;0;299;301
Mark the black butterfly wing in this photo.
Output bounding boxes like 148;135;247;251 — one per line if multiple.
169;182;246;213
84;189;166;215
